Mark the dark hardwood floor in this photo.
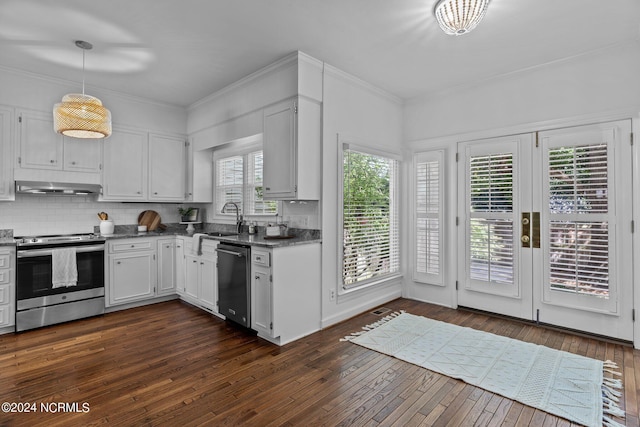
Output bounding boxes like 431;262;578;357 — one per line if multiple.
0;298;638;426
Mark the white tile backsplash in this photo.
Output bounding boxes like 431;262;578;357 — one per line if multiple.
0;194;206;236
0;195;320;235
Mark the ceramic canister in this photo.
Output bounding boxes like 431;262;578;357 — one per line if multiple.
100;220;115;235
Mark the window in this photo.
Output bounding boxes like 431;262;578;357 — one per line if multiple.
214;144;277;217
341;143;400;290
414;151;444;285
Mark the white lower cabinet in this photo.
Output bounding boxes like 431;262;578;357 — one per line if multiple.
181;239;218;313
251;243;321;345
0;247;15;331
175;238;186;295
157;238;177;296
251;249;272;336
107;238;157;306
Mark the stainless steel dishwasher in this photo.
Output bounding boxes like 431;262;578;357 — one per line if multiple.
216;243;251;327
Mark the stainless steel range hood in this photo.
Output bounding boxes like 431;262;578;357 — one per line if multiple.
15;181;102;195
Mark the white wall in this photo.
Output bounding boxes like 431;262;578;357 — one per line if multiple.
403;41;640;308
320;64;404;327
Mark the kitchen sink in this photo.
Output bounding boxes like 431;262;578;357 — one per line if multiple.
207;231;238;237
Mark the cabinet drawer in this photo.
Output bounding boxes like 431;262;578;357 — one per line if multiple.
0;269;11;285
110;240;153;253
0;304;13;327
0;284;12;304
0;253;10;269
252;250;270;267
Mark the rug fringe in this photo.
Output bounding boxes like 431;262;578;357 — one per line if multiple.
340;310;405;341
602;360;625;427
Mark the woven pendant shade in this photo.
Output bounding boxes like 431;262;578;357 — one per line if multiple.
54;93;112;138
434;0;489;35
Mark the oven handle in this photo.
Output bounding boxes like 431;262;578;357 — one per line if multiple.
17;245;105;258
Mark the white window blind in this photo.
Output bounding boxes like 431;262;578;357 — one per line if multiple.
414;151;443;285
342;145;400;289
215;156;244;213
547;144;609;296
215;149;277;217
468;153;514;285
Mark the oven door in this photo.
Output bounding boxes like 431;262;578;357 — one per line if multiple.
16;245;105;301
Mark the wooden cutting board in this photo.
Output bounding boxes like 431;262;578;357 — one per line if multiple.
138;210;162;231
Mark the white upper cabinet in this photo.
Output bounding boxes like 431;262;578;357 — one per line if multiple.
263;97;320;200
17;110;64;170
148;133;186;201
102;129;187;202
0;107;13;201
63;138;102;173
101;127;148;200
16;109;102;173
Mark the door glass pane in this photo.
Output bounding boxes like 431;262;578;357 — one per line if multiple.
548;144;608;214
549;221;609;297
470;218;514;284
547;144;609;297
470;153;513;213
469;152;514;285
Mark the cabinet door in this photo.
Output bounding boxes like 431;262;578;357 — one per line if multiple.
0;107;13;200
64;138;102;172
109;252;155;305
157;239;176;295
263;99;296;199
149;134;186;201
17;110;63;170
252;266;272;337
199;255;217;310
175;239;185;295
184;254;200;299
102;128;147;200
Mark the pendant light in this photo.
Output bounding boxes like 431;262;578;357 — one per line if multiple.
53;40;112;139
434;0;490;36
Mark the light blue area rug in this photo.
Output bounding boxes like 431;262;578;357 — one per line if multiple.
342;312;625;427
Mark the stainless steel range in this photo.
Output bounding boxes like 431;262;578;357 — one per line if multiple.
15;233;105;332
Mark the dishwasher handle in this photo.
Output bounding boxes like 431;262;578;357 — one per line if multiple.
215;248;245;257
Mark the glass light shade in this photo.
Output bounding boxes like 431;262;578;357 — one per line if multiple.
434;0;489;36
53;93;112;139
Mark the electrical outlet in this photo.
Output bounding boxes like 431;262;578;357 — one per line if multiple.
329;289;335;301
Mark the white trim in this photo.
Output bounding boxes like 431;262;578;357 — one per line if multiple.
405;108;640;149
633;113;640;349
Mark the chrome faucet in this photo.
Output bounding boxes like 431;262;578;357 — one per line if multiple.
222;202;244;233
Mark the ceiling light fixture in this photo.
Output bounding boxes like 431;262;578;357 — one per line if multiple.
53;40;111;139
434;0;490;36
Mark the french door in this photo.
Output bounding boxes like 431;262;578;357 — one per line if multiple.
457;120;633;341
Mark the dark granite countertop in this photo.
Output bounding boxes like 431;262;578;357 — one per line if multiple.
0;238;16;247
100;224;321;248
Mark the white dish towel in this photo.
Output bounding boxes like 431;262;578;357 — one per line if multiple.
192;233;207;256
52;248;78;288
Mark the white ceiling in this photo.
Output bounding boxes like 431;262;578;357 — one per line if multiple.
0;0;638;107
